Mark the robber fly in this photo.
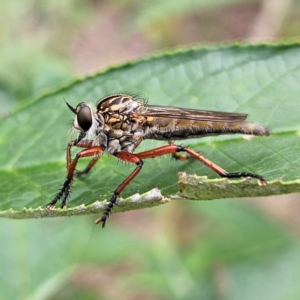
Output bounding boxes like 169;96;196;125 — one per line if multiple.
47;93;269;227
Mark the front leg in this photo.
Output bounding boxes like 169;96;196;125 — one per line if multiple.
47;144;104;209
66;139;94;169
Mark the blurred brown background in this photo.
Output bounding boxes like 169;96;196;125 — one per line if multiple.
1;0;299;113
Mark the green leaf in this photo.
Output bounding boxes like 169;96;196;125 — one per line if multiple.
1;44;300;219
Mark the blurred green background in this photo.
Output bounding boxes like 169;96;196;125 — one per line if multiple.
1;0;300;299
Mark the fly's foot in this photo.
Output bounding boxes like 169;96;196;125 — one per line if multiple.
46;203;56;210
257;178;267;186
46;196;60;210
223;172;267;186
46;201;68;210
47;178;72;210
95;214;108;228
95;194;117;228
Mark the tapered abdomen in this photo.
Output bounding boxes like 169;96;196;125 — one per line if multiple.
143;117;269;140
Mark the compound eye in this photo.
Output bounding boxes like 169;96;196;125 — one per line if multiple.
77;105;92;132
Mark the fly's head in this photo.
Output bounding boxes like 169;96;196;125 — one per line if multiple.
66;101;101;145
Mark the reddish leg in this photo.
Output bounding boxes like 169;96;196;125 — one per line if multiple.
65;139;102;176
96;143;266;228
47;142;104;209
49;142;266;228
137;144;266;184
95;151;143;228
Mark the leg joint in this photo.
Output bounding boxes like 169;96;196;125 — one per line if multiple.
68;140;76;147
176;145;185;152
136;159;143;167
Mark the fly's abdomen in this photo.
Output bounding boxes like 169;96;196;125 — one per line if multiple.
144;117;269;140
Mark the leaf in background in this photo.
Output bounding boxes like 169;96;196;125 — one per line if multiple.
0;44;300;217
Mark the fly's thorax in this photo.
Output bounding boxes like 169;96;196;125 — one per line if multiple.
94;95;146;154
97;94;140;115
105;124;144;154
96;94;144;132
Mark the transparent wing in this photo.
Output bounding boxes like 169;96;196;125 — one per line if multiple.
137;105;248;123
